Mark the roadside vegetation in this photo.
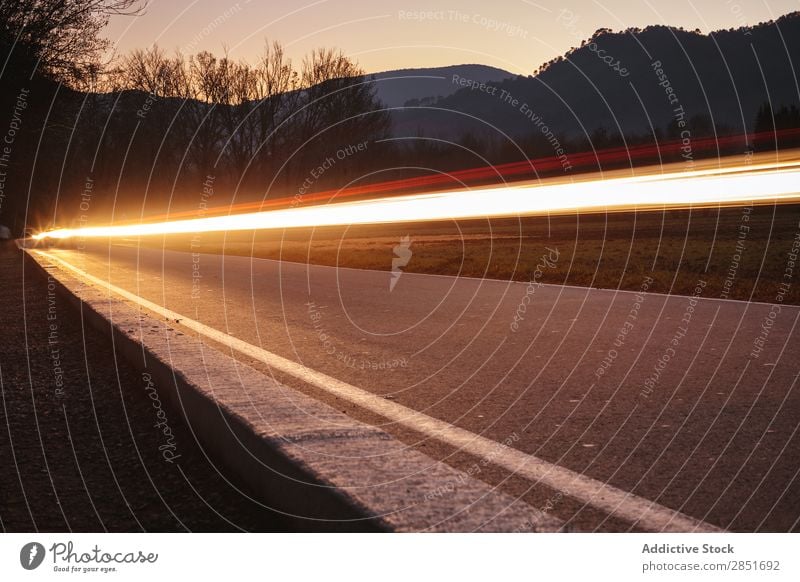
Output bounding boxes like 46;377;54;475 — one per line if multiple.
146;204;800;305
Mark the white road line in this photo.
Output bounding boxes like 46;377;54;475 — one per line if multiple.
34;249;722;533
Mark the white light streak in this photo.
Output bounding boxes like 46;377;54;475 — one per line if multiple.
34;160;800;240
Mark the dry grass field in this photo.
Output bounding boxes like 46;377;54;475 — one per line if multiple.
141;203;800;305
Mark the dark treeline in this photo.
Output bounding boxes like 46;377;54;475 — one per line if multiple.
62;44;392;220
2;2;799;235
0;41;392;231
0;1;392;232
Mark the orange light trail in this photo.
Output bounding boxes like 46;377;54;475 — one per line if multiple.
132;127;800;223
34;159;800;240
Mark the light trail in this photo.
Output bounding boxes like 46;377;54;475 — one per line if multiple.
34;159;800;240
119;127;800;224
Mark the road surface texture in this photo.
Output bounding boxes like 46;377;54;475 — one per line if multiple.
0;242;287;531
30;241;800;532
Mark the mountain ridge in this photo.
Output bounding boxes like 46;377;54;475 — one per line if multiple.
389;12;800;141
371;63;515;108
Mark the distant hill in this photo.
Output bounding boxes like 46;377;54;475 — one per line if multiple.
6;12;800;231
390;13;800;141
371;64;514;109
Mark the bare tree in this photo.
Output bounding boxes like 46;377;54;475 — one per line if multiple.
217;55;260;180
94;42;389;196
180;51;229;176
112;45;186;96
298;48;364;140
300;48;388;140
0;0;144;85
291;48;389;184
251;41;298;177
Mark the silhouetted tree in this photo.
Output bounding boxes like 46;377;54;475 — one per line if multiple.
0;0;143;85
755;102;800;133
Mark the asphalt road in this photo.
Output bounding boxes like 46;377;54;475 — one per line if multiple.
36;242;800;531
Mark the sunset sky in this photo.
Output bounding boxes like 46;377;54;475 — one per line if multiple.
105;0;800;75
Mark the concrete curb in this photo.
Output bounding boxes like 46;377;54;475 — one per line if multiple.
24;248;564;532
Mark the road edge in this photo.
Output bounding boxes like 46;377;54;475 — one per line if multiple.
22;246;564;533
